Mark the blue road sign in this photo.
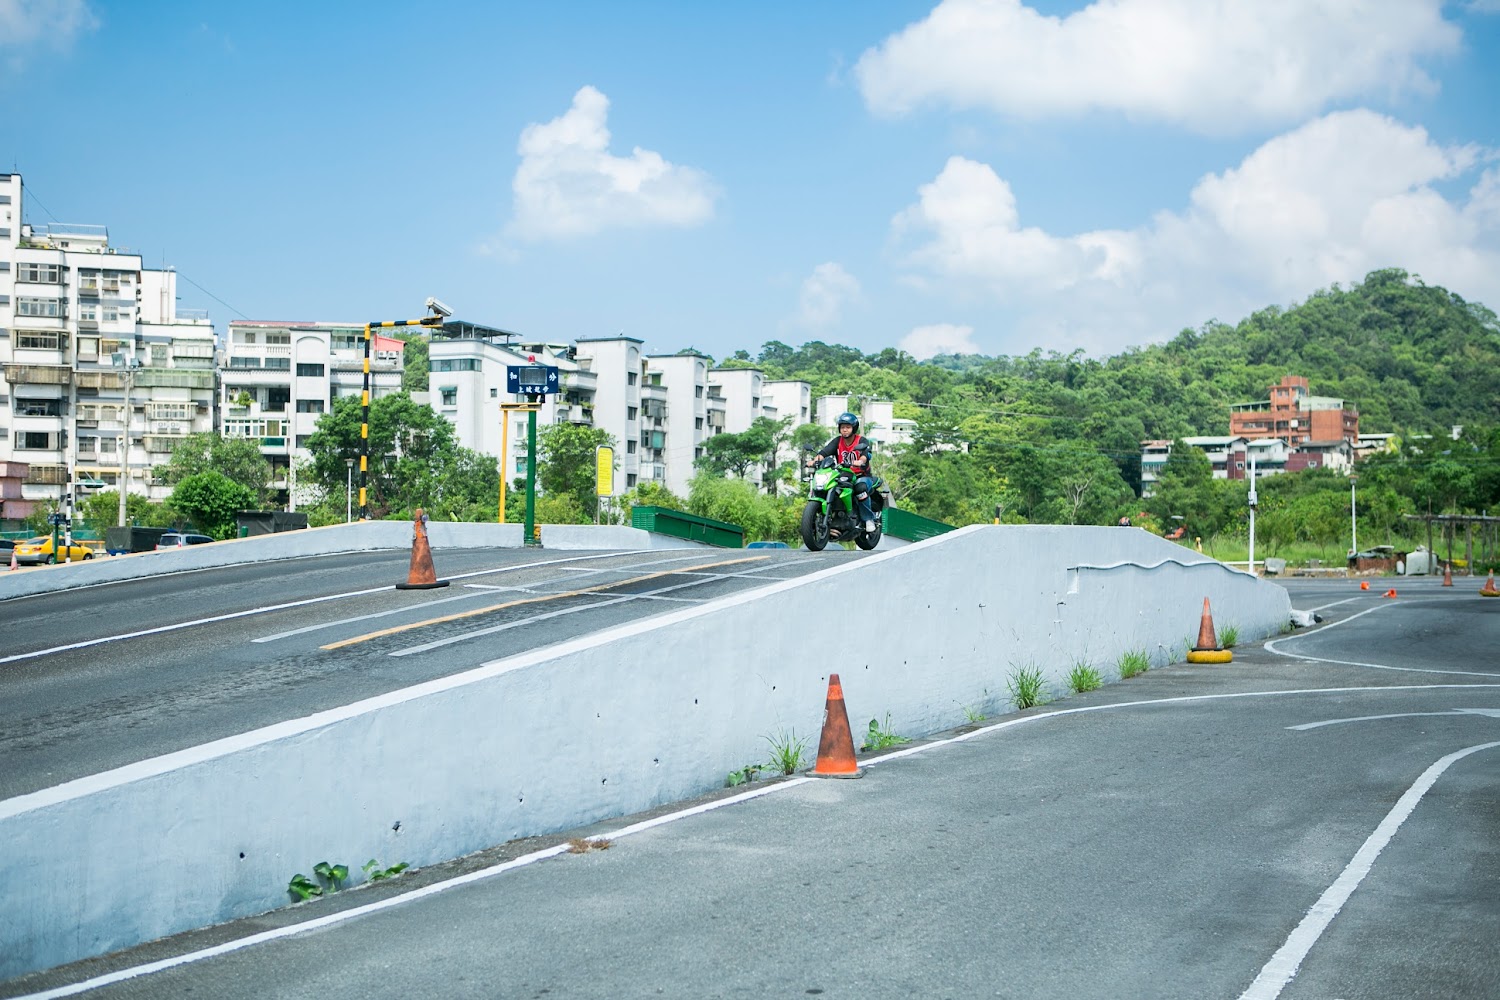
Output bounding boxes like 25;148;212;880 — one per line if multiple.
507;364;560;396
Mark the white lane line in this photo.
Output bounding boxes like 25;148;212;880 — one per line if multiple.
1287;711;1469;730
10;777;809;1000
387;573;741;657
253;589;499;643
1238;740;1500;1000
1;551;655;665
1265;603;1500;679
1301;597;1361;613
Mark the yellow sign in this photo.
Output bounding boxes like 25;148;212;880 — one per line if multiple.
595;446;614;496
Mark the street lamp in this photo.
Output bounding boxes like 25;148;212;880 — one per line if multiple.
112;353;141;528
345;458;355;523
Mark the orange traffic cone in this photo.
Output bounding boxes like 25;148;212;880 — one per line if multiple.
1480;572;1499;598
1383;588;1398;598
1186;598;1232;663
8;549;17;572
811;673;862;778
1442;563;1453;587
1359;580;1369;591
395;509;449;590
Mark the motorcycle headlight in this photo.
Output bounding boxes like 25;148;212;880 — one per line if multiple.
812;468;835;488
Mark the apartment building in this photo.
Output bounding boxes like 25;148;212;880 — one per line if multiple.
1229;375;1359;447
645;352;714;496
813;394;914;449
221;321;405;506
1;172;214;520
574;337;645;494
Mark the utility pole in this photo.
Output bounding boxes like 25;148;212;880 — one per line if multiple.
1247;455;1258;576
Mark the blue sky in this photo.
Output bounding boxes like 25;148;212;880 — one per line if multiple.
3;0;1498;361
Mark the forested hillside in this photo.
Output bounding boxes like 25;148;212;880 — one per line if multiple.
715;268;1500;549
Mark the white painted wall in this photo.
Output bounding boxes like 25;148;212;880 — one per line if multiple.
0;525;1289;978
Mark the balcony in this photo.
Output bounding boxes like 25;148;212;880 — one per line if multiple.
144;434;188;454
78;281;100;298
74;370;127;390
133;368;214;390
24;465;67;485
564;404;594;425
3;363;71;386
641;383;668;403
564;370;598;391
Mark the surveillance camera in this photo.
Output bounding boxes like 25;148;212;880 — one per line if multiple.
425;297;453;318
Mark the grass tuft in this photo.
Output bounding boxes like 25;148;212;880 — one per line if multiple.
1007;662;1048;709
764;728;810;775
1118;649;1150;679
861;713;910;752
1067;662;1103;693
1219;624;1239;648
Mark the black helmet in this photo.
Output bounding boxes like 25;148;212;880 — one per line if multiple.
836;411;859;433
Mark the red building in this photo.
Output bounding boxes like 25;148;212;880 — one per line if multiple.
1229;375;1358;447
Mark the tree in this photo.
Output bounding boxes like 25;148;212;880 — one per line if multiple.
395;332;430;394
79;491;172;533
698;421;775;479
169;471;256;539
536;422;615;519
157;433;273;507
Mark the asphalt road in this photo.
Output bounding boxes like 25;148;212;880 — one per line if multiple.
0;547;865;800
5;574;1495;999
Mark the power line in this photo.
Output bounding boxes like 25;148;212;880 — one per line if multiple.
19;180;60;223
174;271;248;319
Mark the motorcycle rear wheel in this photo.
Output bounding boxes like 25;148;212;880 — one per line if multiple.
801;501;829;552
855;521;882;550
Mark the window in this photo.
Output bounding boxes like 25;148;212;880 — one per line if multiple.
241;332;258;344
103;307;120;323
627;372;637;386
489;387;498;398
296;399;325;413
296;363;325;377
695;386;704;398
441;387;457;406
16;331;62;350
15;398;62;416
16;263;63;284
229;357;262;368
694;417;703;429
626;474;637;487
79;304;98;322
695;447;703;459
78;436;98;456
100;437;117;455
626;440;637;454
19;431;52;449
265;333;289;345
17;297;65;318
627;406;637;421
432;358;480;372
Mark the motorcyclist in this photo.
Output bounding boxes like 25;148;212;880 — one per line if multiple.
806;412;877;533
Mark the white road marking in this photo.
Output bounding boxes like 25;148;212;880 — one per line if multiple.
0;552;688;660
1266;604;1500;679
387;573;742;657
1287;711;1470;730
1301;597;1361;613
1237;740;1500;1000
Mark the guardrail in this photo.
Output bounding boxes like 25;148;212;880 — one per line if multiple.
631;506;744;548
881;506;956;542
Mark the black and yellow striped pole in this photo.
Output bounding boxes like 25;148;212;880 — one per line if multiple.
359;316;442;519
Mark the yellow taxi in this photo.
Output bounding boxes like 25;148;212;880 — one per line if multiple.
12;536;96;566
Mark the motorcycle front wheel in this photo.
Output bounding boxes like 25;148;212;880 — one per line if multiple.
801;501;830;552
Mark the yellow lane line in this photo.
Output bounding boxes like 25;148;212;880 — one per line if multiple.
320;554;767;650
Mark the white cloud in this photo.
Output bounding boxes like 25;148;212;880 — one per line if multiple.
508;86;719;241
796;262;861;328
893;109;1500;353
0;0;97;61
856;0;1460;132
900;323;980;360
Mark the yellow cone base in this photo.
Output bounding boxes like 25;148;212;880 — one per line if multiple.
1481;590;1500;598
1187;648;1234;664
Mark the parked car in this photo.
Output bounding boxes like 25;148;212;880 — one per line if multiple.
745;540;790;549
12;536;95;565
155;532;215;550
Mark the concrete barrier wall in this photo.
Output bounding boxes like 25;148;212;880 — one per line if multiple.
540;524;715;550
0;525;1288;979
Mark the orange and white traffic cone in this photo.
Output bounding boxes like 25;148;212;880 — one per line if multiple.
1481;572;1499;598
395;509;449;590
8;549;17;572
1442;563;1453;587
1186;598;1232;663
811;674;862;778
1384;588;1398;599
1359;580;1370;591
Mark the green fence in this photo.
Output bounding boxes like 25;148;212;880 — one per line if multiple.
881;506;957;543
631;506;745;548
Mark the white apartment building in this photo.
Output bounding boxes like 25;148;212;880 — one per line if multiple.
220;321;405;506
646;351;717;496
428;331;591;485
813;394;914;449
762;378;813;471
574;337;645;494
1;172;214;521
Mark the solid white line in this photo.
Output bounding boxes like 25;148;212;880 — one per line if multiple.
1238;740;1500;1000
1301;597;1360;613
1287;711;1466;731
386;573;743;657
1266;603;1500;678
9;778;813;1000
252;589;498;642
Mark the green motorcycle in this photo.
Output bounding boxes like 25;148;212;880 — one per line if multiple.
800;456;884;551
